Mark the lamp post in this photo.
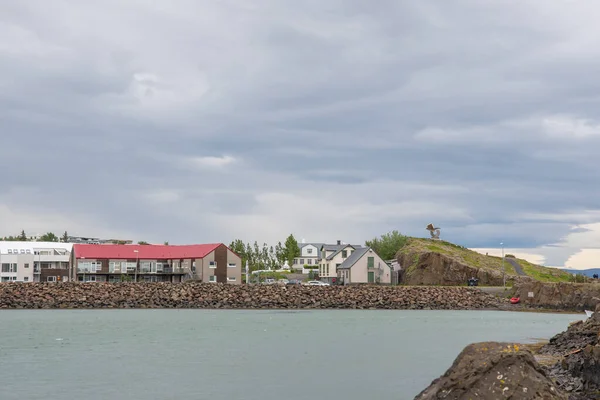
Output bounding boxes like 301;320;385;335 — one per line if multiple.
133;250;139;282
81;256;86;283
500;242;505;288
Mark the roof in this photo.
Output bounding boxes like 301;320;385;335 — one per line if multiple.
73;243;224;260
337;247;371;269
0;241;73;254
298;242;324;250
321;244;364;260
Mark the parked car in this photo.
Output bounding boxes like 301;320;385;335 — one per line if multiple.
306;280;330;286
286;279;302;285
277;279;289;285
263;278;276;285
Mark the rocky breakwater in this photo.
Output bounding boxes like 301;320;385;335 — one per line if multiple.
397;251;523;286
0;282;507;309
539;303;600;399
514;281;600;311
415;342;567;399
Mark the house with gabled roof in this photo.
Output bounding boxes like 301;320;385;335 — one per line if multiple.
336;247;393;285
318;240;364;284
292;241;324;270
70;243;241;284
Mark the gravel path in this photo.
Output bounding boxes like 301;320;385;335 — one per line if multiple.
505;257;526;276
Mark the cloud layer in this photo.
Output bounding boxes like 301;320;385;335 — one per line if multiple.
2;1;600;268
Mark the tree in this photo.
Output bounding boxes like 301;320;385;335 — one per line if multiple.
275;241;285;265
18;230;27;241
61;231;69;243
284;234;300;267
365;230;409;260
164;241;169;245
38;232;59;242
138;241;149;245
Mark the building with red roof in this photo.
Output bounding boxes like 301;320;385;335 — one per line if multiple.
70;243;241;284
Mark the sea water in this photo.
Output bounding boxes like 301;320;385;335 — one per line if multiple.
0;309;581;400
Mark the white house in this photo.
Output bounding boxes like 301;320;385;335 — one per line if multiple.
318;241;364;284
0;242;73;283
336;247;393;285
292;242;324;270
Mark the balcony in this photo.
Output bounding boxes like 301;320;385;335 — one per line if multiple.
34;267;41;274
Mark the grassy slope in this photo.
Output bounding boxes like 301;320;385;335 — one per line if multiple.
397;237;573;283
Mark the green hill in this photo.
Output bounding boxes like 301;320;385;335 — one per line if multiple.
396;238;573;284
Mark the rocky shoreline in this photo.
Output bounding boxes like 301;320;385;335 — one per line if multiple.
418;303;600;399
0;282;508;310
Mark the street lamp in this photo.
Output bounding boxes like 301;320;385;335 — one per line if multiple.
500;242;505;288
133;250;139;282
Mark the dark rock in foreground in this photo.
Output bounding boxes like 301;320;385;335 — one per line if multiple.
415;342;567;399
0;282;507;310
541;303;600;399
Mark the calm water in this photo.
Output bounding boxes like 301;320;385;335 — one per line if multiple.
0;310;581;400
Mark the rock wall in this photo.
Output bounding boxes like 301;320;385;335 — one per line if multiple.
397;251;523;286
514;281;600;311
0;282;506;310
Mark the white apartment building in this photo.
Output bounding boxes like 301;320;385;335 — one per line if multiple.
0;242;73;282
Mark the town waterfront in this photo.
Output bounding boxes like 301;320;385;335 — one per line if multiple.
0;309;581;400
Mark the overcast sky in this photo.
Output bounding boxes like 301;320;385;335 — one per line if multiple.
2;1;600;268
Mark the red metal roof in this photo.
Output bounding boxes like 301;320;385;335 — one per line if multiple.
73;243;224;260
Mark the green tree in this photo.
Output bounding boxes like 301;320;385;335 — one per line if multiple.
164;241;169;245
38;232;59;242
365;230;409;260
18;230;27;241
284;234;300;266
229;239;248;267
61;231;69;243
138;241;149;245
275;241;285;265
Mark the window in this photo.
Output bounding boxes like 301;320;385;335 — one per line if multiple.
24;263;30;268
109;261;122;273
342;250;348;258
1;263;17;273
20;249;25;254
156;263;164;273
140;262;151;273
1;277;16;282
47;276;56;282
209;275;216;282
307;259;312;265
26;249;31;254
367;257;374;268
209;261;216;269
227;276;236;281
24;277;29;282
7;249;11;254
126;262;136;272
228;263;236;268
300;259;304;265
307;248;313;254
326;264;329;275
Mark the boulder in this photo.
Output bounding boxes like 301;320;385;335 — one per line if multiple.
415;342;567;399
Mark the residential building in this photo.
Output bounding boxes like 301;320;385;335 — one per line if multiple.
318;240;364;283
70;243;241;283
0;242;73;283
336;247;393;285
67;236;133;244
292;241;324;270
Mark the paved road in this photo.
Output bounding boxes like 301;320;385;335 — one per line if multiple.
504;257;526;276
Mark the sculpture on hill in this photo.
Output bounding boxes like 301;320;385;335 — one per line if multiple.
426;223;441;240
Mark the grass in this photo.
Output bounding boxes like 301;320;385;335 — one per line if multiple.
397;237;574;283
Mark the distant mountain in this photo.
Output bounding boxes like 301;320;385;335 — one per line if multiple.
561;268;600;277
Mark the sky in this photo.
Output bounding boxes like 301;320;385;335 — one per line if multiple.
2;1;600;269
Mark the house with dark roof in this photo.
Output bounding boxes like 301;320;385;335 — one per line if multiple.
336;247;393;285
70;243;241;284
317;240;364;283
292;241;324;271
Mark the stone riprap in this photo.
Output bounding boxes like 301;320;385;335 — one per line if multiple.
0;282;507;310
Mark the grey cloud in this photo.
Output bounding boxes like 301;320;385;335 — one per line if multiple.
2;1;600;263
